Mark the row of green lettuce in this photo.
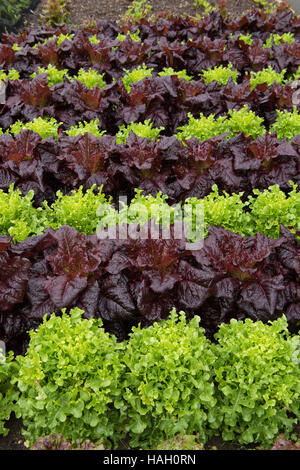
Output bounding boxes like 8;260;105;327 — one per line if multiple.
0;308;299;449
1;182;300;243
2;60;300;92
1;103;300;142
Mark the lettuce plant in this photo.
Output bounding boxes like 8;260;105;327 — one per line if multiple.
122;0;152;23
248;66;286;90
238;33;254;46
0;185;47;242
176;107;265;142
201;63;239;86
14;308;126;447
0;68;20;82
270;107;300;140
122;64;153;93
227;105;265;139
116;120;164;143
89;34;101;45
30;65;69;87
157;67;193;81
263;32;295;48
72;68;107;90
32;33;74;51
247;183;300;239
117;30;141;43
120;309;217;448
0;350;19;436
9;117;62;140
176;112;227;141
65;119;106;138
44;185;112;235
213;316;300;447
38;0;70;27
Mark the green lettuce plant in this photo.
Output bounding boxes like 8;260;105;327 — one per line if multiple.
122;64;153;93
226;105;265;139
0;68;20;82
30;65;69;87
72;68;107;89
270;107;300;140
158;67;193;81
117;29;141;43
8;117;62;140
248;66;286;90
263;32;295;48
0;185;47;242
122;0;152;23
247;182;300;239
120;309;217;448
116;119;164;143
238;33;254;46
201;63;239;86
64;119;106;138
213;316;300;447
176;112;227;142
14;308;126;447
0;350;19;437
44;185;112;234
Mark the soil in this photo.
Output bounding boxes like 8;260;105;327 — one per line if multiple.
0;0;299;453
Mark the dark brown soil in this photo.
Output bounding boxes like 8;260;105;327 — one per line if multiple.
1;0;299;453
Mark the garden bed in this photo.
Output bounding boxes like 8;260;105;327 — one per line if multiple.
0;0;299;453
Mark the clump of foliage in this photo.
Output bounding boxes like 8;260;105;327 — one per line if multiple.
264;32;295;48
201;63;239;86
39;0;70;27
193;0;216;16
120;309;217;448
248;66;286;90
158;67;193;81
271;435;300;450
251;0;278;14
0;0;30;31
154;434;204;450
31;434;106;450
0;185;47;242
213;317;300;447
30;65;69;87
0;350;19;436
44;185;112;234
117;30;141;43
14;308;126;447
32;33;73;50
226;105;265;140
0;68;20;82
122;64;153;93
176;112;227;142
176;106;265;142
116;119;164;143
238;32;253;46
72;68;107;90
65;119;106;138
122;0;152;23
246;182;300;239
8;117;62;140
270;107;300;140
